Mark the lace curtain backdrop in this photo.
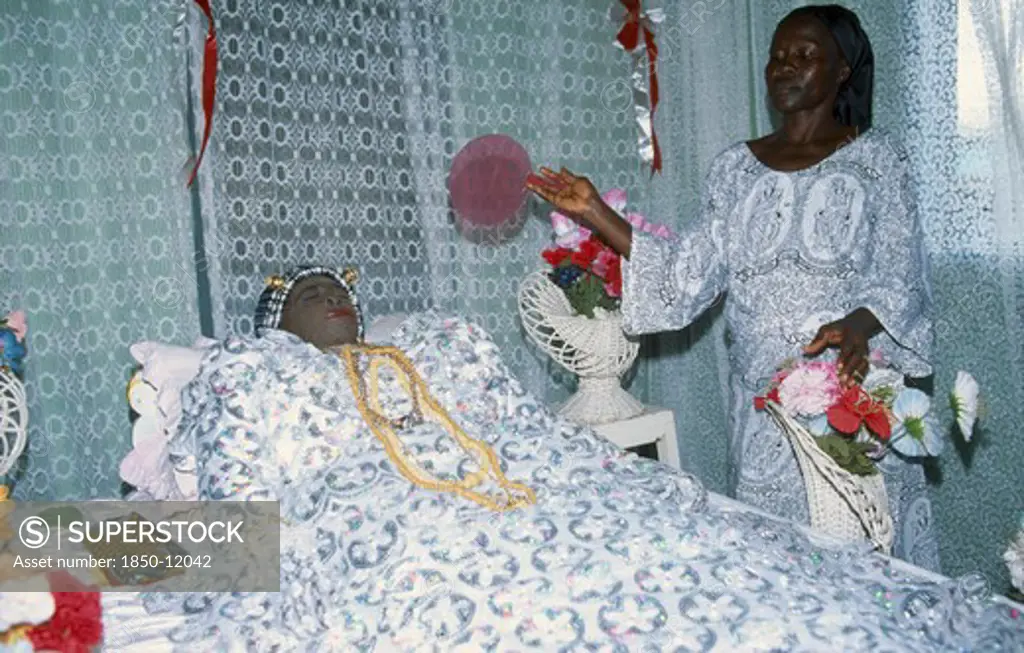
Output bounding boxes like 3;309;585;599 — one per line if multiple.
192;0;435;338
1;0;1021;595
0;0;201;499
965;0;1024;589
403;0;659;405
970;0;1024;271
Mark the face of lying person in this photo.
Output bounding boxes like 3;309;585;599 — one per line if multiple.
278;275;359;350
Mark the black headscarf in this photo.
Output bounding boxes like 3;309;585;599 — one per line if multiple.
783;4;875;133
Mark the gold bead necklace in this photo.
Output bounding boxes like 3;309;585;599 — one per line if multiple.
338;344;536;512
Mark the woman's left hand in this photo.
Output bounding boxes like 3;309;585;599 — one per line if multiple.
803;310;879;387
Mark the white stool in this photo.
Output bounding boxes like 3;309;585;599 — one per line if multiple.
592;406;680;470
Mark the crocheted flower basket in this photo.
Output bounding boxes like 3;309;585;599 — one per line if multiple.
765;401;894;553
0;367;27;479
518;271;643;425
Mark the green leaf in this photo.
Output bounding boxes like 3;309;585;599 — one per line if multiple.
816;435;878;476
597;291;619;312
564;273;606;318
868;386;897;406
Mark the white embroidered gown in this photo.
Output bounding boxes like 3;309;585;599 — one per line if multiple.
621;129;940;571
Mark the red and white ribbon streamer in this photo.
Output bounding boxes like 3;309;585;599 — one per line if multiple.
612;1;663;176
187;0;218;188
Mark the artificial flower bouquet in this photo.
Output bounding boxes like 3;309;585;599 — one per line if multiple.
0;311;27;378
541;189;673;319
754;354;980;477
0;571;103;653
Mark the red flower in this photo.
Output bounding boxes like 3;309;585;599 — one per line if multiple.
570;237;604;268
26;572;103;653
543;235;625;300
826;387;891;440
604;256;622;294
583;235;606;256
754;387;780;411
542;247;573;267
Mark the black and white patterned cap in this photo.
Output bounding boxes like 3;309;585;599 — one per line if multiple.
253;265;363;340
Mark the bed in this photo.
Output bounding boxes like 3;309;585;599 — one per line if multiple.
104;312;1023;651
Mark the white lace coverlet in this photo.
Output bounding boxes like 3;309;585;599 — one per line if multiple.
127;312;1024;650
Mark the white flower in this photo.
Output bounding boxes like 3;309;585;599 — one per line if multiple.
601;188;628;213
950;371;980;442
890;388;944;457
0;590;55;631
1005;527;1024;594
862;366;904;394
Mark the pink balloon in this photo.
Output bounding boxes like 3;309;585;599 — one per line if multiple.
449;134;532;228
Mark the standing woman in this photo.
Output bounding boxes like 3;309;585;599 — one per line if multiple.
528;5;940;570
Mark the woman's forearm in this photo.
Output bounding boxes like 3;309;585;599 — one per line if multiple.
585;202;633;259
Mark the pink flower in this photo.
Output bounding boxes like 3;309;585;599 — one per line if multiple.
551;211;590;250
625;212;675;240
777;363;842;417
604;281;621;298
649;224;674;239
602;188;628;213
550;188;674;251
804;360;839;374
591;249;618;277
3;310;26;342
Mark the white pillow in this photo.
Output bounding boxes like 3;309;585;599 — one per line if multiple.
122;337;217;500
121;315;409;499
129;337;219;434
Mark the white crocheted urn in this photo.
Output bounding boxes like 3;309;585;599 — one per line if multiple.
518;270;643;425
0;368;28;479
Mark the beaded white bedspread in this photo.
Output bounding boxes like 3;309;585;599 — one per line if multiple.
104;313;1021;651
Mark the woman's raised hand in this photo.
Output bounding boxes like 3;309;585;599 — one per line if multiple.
526;166;634;258
526;167;605;229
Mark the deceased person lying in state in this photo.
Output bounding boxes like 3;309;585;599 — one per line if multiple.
137;265;1023;652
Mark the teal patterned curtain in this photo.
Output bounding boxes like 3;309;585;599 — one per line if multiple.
1;0;1020;595
0;0;201;499
187;0;435;339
